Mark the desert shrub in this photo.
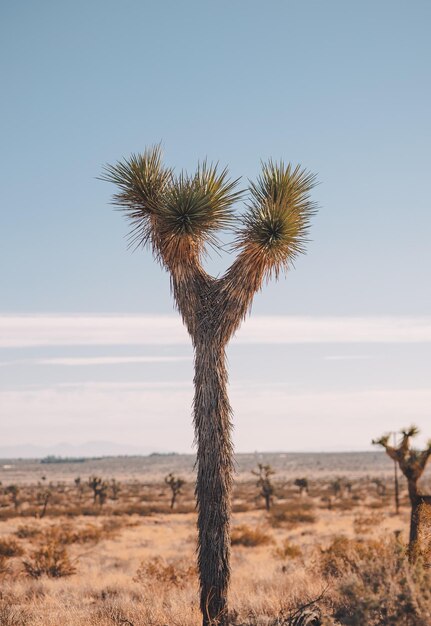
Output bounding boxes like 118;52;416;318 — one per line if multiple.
231;524;272;547
331;499;356;512
232;500;254;513
353;512;384;535
14;525;41;539
93;604;136;626
134;556;195;588
294;477;309;495
0;555;9;576
40;518;124;547
0;597;29;626
273;538;302;560
23;541;76;578
48;522;104;545
320;536;431;625
270;502;317;528
320;535;381;578
0;538;24;558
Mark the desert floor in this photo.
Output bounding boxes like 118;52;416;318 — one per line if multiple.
0;454;430;625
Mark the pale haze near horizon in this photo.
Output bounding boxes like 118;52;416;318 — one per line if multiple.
0;1;430;454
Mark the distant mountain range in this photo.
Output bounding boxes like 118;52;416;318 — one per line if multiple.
0;441;171;459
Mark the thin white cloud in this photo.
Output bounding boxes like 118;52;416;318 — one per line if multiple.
1;315;431;348
56;381;191;390
323;355;373;361
0;315;187;348
1;356;192;367
1;382;430;451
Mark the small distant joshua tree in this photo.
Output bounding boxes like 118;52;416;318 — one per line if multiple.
253;463;275;511
110;478;121;501
372;426;431;558
330;478;343;499
294;477;309;495
36;488;51;519
371;477;387;497
5;484;20;511
165;473;185;509
74;476;84;502
88;476;108;506
103;145;317;625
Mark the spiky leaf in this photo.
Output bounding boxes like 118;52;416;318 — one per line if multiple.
155;162;242;247
100;145;172;249
235;160;317;276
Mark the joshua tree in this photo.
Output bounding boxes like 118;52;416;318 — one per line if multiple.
330;478;343;499
371;477;387;497
253;463;276;511
165;473;185;509
372;426;431;558
36;488;51;519
102;146;316;625
5;484;20;511
294;477;309;496
110;478;121;501
88;476;108;506
74;476;84;502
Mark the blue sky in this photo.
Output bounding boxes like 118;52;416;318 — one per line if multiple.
1;1;430;453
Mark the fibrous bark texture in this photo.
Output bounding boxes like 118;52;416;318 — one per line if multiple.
194;341;232;625
170;263;266;624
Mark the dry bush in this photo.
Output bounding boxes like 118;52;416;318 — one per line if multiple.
14;524;41;539
231;524;273;547
47;522;105;545
23;541;76;578
134;556;196;588
273;538;302;560
319;536;431;625
331;499;356;512
269;502;317;529
418;502;431;564
36;518;127;548
320;535;383;578
353;512;384;535
0;538;24;558
0;597;29;626
0;555;9;576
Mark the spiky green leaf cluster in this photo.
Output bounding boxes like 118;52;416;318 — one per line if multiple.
158;162;242;247
372;434;391;447
235;160;317;274
401;426;420;439
100;146;173;249
101;146;242;253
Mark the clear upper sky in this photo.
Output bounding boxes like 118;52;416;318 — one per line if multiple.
1;0;430;314
1;2;430;453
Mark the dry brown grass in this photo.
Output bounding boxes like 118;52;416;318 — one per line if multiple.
23;541;76;578
0;471;429;625
269;501;317;528
230;524;273;547
0;538;24;558
134;556;196;588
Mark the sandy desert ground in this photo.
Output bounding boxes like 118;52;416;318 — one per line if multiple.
1;453;430;625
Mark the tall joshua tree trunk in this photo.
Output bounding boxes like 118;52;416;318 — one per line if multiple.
103;147;317;625
407;480;420;551
194;341;232;624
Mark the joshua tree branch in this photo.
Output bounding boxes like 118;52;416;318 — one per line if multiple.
214;251;267;343
372;437;399;463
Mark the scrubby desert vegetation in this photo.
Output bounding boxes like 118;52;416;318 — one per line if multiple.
0;453;430;625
